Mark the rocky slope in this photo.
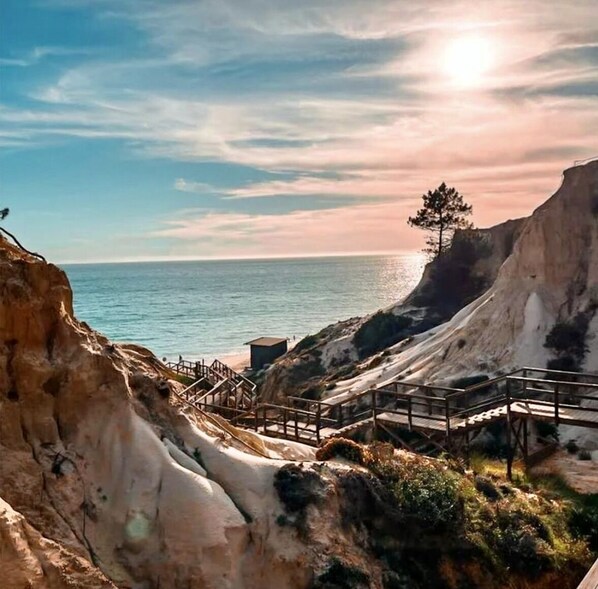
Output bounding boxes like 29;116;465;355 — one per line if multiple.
262;160;598;402
0;237;339;588
0;209;595;588
260;212;525;402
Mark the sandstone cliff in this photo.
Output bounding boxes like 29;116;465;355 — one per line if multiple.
318;160;598;399
0;207;594;588
0;238;341;588
260;211;525;402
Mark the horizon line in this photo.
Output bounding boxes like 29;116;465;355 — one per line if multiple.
57;249;424;266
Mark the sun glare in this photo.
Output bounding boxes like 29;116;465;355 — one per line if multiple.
443;35;495;88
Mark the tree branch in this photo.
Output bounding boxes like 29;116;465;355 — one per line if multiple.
0;226;47;263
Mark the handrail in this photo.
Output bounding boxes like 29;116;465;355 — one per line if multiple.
174;361;598;450
507;376;598;389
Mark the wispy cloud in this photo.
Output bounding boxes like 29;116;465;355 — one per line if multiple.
152;200;425;257
4;0;598;260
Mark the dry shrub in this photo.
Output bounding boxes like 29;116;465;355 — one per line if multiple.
316;437;371;465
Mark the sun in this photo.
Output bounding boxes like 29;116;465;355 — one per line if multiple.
443;35;494;88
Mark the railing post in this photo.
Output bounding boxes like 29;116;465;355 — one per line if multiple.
445;397;451;450
316;403;321;445
338;404;343;428
506;379;513;481
408;396;413;431
554;384;560;425
371;389;378;441
283;407;288;438
294;411;299;441
254;407;259;431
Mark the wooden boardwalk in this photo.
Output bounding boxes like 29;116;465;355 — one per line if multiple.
167;361;598;476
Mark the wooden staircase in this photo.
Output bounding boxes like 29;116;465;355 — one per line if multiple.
167;361;598;473
166;358;258;419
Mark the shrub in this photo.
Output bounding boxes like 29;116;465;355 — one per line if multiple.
300;385;323;400
354;312;413;358
367;455;463;530
569;504;598;551
534;420;559;441
490;506;554;575
451;374;489;390
578;449;592;461
547;356;579;373
474;475;501;501
274;464;325;514
316;437;369;465
544;313;590;369
565;439;579;454
294;334;318;353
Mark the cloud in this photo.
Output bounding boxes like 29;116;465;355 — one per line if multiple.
152;200;426;257
0;46;92;67
5;0;598;260
174;178;219;194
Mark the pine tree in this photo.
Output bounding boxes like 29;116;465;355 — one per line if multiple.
0;208;8;220
408;183;472;258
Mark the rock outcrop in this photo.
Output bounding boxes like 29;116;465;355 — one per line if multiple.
0;188;595;588
0;237;335;588
260;211;525;402
319;160;598;398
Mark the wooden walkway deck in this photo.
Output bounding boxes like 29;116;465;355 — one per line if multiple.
167;361;598;476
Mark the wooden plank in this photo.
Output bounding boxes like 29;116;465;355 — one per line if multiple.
511;401;598;428
377;411;447;432
577;558;598;589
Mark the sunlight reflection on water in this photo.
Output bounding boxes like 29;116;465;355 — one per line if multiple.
63;254;426;360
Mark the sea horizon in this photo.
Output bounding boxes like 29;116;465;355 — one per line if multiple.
58;249;422;267
63;253;425;363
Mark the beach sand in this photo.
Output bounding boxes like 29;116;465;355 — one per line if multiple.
218;339;298;373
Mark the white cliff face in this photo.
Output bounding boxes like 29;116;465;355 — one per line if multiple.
329;161;598;395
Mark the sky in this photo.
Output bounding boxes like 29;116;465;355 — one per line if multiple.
0;0;597;263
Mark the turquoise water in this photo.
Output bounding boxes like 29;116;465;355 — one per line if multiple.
62;254;425;361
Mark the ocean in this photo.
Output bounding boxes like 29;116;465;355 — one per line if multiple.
62;254;425;362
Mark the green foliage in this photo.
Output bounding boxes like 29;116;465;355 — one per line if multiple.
408;182;473;257
547;356;579;373
274;464;326;536
288;353;325;383
365;453;463;531
0;208;8;220
294;334;318;353
410;232;492;315
175;374;196;387
569;504;598;551
578;450;592;461
474;475;501;501
353;311;413;359
348;448;592;586
544;313;590;368
534;420;559;441
490;505;553;575
387;459;462;530
300;385;324;400
274;464;325;514
451;374;489;390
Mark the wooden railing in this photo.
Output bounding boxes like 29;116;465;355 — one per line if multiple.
170;360;598;450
